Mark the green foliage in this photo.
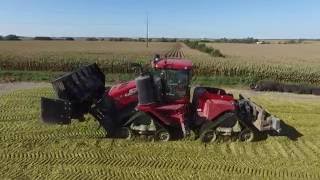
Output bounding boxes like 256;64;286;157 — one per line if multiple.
184;40;225;57
109;37;130;41
1;41;320;86
279;39;304;44
4;34;20;41
65;37;75;41
213;37;259;44
0;70;63;82
0;70;138;84
138;38;146;42
108;37;151;42
160;37;169;42
86;37;99;41
159;37;177;42
34;37;53;40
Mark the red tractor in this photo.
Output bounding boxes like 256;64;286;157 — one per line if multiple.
41;57;281;142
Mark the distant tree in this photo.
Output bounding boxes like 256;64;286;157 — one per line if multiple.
184;40;225;57
282;39;303;44
170;38;177;42
109;37;124;41
297;39;304;43
288;40;296;44
199;39;210;43
4;34;21;40
34;37;53;40
108;37;147;42
160;37;168;42
65;37;74;41
138;38;145;42
158;37;177;42
86;37;99;41
0;35;3;40
212;37;258;44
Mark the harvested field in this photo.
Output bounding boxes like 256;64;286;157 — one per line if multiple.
183;42;320;85
0;87;319;179
206;42;320;65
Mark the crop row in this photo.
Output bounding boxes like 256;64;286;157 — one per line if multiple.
1;88;320;179
1;149;319;179
165;44;185;58
1;42;320;85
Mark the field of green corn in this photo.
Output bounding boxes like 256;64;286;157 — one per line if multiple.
1;41;320;85
0;87;320;179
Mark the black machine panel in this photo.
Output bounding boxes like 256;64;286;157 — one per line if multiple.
51;63;106;103
136;75;155;105
41;97;72;124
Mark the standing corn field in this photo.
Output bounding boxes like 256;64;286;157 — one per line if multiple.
1;41;320;85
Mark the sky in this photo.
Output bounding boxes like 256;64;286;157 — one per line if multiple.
0;0;319;38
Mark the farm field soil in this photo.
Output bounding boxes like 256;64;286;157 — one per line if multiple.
0;87;320;179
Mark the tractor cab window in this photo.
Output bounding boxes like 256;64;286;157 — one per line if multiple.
155;69;190;101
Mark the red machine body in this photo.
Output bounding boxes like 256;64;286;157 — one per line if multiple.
41;57;281;142
154;59;192;70
104;58;237;135
196;91;236;121
107;80;138;109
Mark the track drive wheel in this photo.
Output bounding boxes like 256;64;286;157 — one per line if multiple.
200;128;218;143
154;129;170;142
116;127;133;140
238;128;255;142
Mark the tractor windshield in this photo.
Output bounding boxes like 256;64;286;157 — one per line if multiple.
155;69;191;101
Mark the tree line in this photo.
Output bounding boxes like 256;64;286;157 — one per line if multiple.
0;35;76;41
0;34;21;41
208;37;259;44
184;40;225;57
0;35;180;42
1;35;315;43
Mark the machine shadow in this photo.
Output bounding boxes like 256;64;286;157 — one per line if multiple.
267;120;303;141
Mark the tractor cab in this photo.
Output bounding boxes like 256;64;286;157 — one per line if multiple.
131;58;194;137
152;58;192;102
